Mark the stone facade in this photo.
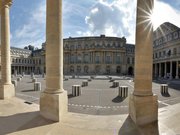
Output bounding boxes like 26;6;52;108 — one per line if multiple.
63;35;135;75
10;44;45;75
153;22;180;79
1;36;135;76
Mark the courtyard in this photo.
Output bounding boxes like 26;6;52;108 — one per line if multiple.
14;75;180;115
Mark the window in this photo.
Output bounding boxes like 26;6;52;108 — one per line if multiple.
77;54;81;63
173;48;177;56
70;66;74;73
70;55;75;63
132;58;134;64
116;54;121;64
155;53;157;58
105;53;111;64
173;32;178;39
105;55;111;64
77;66;81;73
167;34;172;41
167;50;171;56
84;54;89;63
159;52;161;57
127;57;130;64
95;56;100;64
84;66;88;73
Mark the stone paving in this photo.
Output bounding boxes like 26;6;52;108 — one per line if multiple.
0;97;180;135
12;75;180;115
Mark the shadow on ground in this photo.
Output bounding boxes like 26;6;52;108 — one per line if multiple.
0;111;54;135
118;115;159;135
21;89;35;92
109;85;118;88
161;92;171;97
112;96;127;103
68;94;75;99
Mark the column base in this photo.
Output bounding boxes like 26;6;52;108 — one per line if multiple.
0;84;15;99
175;76;179;79
40;90;68;122
129;93;158;126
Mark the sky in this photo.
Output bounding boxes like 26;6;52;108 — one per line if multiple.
7;0;180;48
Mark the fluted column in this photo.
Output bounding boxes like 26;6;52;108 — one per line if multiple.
176;61;179;79
0;0;15;99
170;61;172;79
159;63;161;78
155;63;157;78
129;0;158;125
164;62;167;78
40;0;67;121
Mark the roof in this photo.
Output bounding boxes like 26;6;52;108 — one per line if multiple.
153;22;180;40
10;46;32;52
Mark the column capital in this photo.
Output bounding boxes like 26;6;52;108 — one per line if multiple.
0;0;12;9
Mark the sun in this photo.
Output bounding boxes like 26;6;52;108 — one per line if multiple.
150;10;156;27
137;0;155;34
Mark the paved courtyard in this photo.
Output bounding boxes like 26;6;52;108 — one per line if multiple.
13;75;180;115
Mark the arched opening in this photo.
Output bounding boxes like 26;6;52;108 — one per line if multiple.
77;66;81;74
84;65;89;74
128;66;133;75
116;66;121;74
70;66;74;73
95;65;100;74
106;66;111;74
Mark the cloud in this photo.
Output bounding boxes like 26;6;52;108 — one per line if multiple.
62;0;96;38
76;0;180;44
80;0;137;43
12;1;46;48
153;0;180;29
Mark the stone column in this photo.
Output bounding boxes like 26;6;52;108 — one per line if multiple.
176;61;179;79
129;0;158;125
159;63;162;78
170;61;172;79
164;62;167;78
0;0;15;99
154;63;157;78
40;0;67;121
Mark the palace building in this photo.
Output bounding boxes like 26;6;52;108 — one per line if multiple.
153;22;180;79
10;45;45;75
63;35;135;75
6;35;135;76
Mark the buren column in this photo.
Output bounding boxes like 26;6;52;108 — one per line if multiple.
0;0;15;99
129;0;158;125
40;0;67;121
